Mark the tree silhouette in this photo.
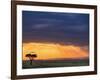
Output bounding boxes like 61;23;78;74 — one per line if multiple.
31;54;37;58
26;53;37;65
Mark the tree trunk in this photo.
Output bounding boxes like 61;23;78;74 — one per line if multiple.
30;60;32;65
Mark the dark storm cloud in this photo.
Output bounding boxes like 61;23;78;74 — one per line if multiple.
22;11;89;46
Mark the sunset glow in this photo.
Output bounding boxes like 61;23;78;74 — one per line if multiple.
23;42;89;60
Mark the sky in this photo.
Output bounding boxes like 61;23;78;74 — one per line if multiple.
22;11;89;60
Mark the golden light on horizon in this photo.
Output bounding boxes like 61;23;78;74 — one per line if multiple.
22;42;89;60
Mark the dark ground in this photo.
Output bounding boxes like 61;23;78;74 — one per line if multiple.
22;58;89;69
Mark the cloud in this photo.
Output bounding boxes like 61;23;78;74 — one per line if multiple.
31;18;64;30
66;25;89;32
22;11;89;46
23;42;89;60
32;24;50;29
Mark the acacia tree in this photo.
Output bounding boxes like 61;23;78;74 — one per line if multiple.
26;53;37;65
26;54;32;65
31;54;37;59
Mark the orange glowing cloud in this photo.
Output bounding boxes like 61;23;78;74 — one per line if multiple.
22;42;89;60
